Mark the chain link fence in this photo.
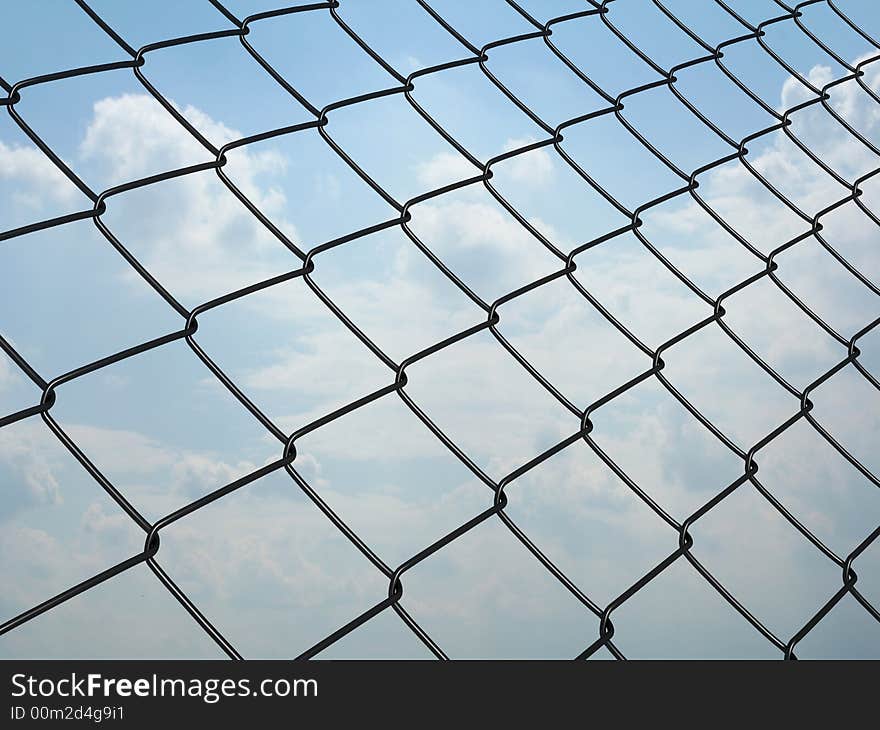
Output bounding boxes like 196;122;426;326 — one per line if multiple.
1;0;879;659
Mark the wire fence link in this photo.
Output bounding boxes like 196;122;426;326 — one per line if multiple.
1;0;879;659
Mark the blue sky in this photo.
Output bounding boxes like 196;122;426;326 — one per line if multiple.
1;0;880;659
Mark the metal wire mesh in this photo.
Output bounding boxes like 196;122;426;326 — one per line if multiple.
1;0;879;659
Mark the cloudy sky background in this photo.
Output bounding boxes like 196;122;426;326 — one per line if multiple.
1;0;880;659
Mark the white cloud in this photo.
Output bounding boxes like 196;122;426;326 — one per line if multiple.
0;421;63;507
0;354;19;393
79;94;298;303
0;419;272;514
152;482;389;657
80;501;132;543
500;137;554;185
416;150;477;189
64;424;174;475
62;423;265;507
405;193;563;302
415;136;554;191
170;452;259;498
0;139;79;207
79;93;212;181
